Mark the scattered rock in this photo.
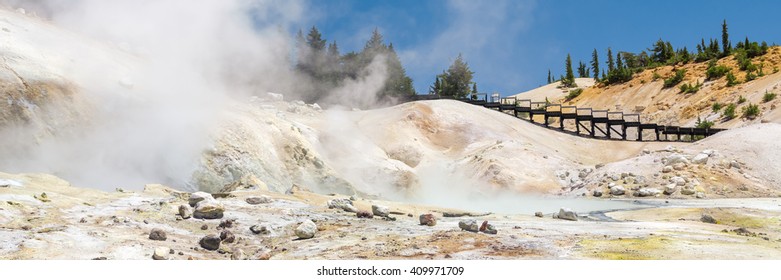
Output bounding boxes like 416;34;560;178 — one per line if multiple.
609;185;625;195
193;200;225;219
610;174;621;181
178;205;192;219
295;220;317;239
592;189;603;197
149;228;167;241
673;163;687;171
220;230;236;243
666;154;690;165
356;210;374;219
662;166;673;173
671;176;686;186
458;219;479;232
695;192;705;199
635;188;661;197
692;153;709;164
200;224;208;230
419;214;437;226
250;225;270;234
535;212;544;218
371;205;390;217
199;234;221;251
479;221;498;234
729;161;741;169
730;227;756;237
152;247;170;260
246;196;272;205
189;192;214;207
327;199;358;213
663;184;677;195
608;182;616;188
557;208;578;221
219;219;236;229
681;187;696;196
700;214;717;224
231;248;245;260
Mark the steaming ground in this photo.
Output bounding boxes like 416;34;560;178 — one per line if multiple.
3;5;781;259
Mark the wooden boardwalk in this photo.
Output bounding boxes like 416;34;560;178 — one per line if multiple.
402;93;726;142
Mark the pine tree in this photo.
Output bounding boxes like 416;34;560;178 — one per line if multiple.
616;53;624;70
440;54;474;98
547;69;552;84
472;83;478;95
563;54;577;87
591;49;600;80
382;43;415;97
607;48;615;72
722;19;731;56
429;76;441;94
577;61;588;78
306;26;326;51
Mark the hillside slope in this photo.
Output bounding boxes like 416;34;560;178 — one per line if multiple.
529;47;781;129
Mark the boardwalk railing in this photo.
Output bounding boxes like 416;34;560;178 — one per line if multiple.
401;94;725;142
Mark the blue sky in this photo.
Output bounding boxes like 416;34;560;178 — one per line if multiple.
298;0;781;95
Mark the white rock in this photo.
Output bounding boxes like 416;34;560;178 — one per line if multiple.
189;192;214;207
673;163;686;171
692;153;709;164
702;149;716;156
327;199;357;213
666;154;690;165
730;161;741;169
695;192;705;199
557;208;578;221
0;179;23;188
663;184;677;195
295;220;317;239
662;166;673;173
681;187;696;195
371;205;390;217
671;176;686;186
610;185;625;195
152;247;169;260
636;188;661;197
608;182;616;188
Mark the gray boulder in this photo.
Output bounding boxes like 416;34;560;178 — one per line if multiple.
692;153;709;164
592;189;603;197
149;228;167;241
178;204;192;219
458;219;479;232
371;204;390;217
295;220;317;239
610;185;625;195
419;214;437;226
327;199;358;213
152;247;169;260
246;195;272;205
199;234;221;251
193;200;225;219
557;208;578;221
663;184;677;195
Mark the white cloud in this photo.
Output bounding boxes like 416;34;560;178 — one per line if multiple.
398;0;537;93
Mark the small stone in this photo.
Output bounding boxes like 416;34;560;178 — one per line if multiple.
220;230;236;243
231;248;245;260
356;210;373;219
662;166;673;173
149;228;167;241
178;205;192;219
635;188;661;197
666;154;690;165
663;184;677;195
592;189;603;197
557;208;578;221
700;214;717;224
535;212;544;218
200;224;208;230
371;205;390;217
695;192;705;199
295;220;317;239
610;185;625;195
681;187;696;195
219;219;235;229
327;199;357;213
671;176;686;186
673;163;686;171
189;192;214;207
246;196;272;205
419;214;437;226
199;234;221;251
730;161;741;169
152;247;170;260
692;153;709;164
250;224;270;234
193;200;225;219
458;220;479;232
608;182;616;188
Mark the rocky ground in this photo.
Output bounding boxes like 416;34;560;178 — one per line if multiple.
2;172;780;260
